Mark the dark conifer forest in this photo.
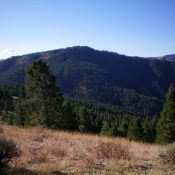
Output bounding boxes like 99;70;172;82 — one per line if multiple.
0;46;175;117
0;51;175;144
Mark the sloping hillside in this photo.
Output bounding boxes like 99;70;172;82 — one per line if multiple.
1;124;175;175
159;54;175;62
0;46;175;116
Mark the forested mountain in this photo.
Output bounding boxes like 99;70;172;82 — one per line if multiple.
0;46;175;116
159;54;175;62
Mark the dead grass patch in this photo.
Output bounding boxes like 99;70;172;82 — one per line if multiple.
28;143;48;163
95;140;130;160
0;124;174;175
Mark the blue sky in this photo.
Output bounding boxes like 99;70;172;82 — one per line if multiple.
0;0;175;58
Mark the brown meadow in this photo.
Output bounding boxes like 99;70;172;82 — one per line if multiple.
1;124;175;175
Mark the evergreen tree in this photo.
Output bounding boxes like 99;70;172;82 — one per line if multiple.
156;84;175;144
4;98;13;112
14;99;28;127
18;86;25;98
100;120;112;136
61;100;77;130
118;116;129;137
89;113;102;133
142;117;151;143
127;117;143;141
149;116;158;143
78;107;91;133
110;119;119;136
25;60;64;128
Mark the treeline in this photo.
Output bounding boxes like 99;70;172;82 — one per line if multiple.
70;99;158;142
0;60;174;144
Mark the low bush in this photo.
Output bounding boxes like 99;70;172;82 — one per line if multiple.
0;137;21;172
95;141;130;160
165;144;175;164
28;144;48;163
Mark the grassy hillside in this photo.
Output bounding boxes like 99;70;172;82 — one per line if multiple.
0;46;175;116
1;124;175;175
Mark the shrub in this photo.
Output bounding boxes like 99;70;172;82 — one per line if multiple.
28;144;48;163
165;144;175;164
79;155;96;173
0;137;21;171
95;141;130;160
50;146;67;158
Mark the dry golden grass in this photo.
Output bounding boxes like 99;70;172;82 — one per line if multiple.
1;124;175;175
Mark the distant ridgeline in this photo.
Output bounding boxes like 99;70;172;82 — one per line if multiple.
0;46;175;116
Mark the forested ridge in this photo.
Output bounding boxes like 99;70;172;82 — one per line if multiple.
0;59;174;144
0;46;175;116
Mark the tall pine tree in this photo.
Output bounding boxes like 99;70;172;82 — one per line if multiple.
127;117;143;141
25;60;64;128
156;84;175;144
78;107;91;133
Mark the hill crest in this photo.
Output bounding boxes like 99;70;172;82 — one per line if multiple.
0;46;174;116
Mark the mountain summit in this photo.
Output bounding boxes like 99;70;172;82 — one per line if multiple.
0;46;175;116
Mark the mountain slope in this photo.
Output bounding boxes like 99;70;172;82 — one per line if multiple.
159;54;175;62
0;46;175;116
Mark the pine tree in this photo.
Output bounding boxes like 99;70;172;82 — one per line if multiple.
78;107;91;133
156;84;175;144
118;116;129;137
89;113;102;133
110;119;119;136
61;100;77;130
127;117;143;141
14;99;28;127
25;60;64;128
142;117;151;143
100;120;112;136
149;116;158;143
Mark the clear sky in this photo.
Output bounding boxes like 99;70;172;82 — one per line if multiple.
0;0;175;59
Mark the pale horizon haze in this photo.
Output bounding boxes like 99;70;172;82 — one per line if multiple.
0;0;175;59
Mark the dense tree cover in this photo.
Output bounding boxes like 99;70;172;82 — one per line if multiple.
0;82;161;143
23;60;77;130
0;86;15;124
0;60;76;130
1;80;160;142
0;86;14;112
0;59;174;144
0;85;159;143
0;46;174;116
127;117;143;141
156;84;175;144
25;60;65;128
